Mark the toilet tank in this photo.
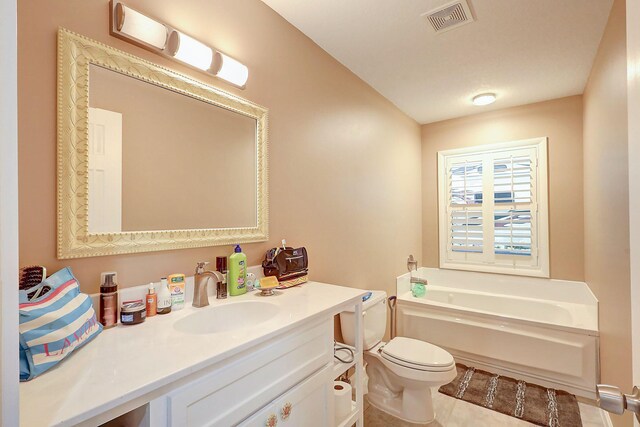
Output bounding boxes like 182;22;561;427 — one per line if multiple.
339;291;387;350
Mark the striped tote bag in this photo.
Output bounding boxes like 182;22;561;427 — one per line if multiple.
19;267;102;381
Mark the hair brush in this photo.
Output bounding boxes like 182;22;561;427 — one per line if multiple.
19;265;47;290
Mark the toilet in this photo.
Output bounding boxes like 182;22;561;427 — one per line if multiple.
340;291;457;424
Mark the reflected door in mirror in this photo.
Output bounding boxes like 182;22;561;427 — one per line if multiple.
88;108;123;233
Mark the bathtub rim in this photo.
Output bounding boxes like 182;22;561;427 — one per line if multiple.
397;268;599;307
397;290;599;337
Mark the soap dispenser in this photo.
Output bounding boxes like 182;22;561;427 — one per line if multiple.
228;245;247;296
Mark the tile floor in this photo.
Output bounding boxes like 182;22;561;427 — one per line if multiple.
362;389;610;426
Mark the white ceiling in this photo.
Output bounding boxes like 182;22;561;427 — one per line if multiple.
261;0;613;124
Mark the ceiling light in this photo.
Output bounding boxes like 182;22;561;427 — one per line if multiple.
215;52;249;87
472;93;497;106
168;31;213;71
113;3;168;50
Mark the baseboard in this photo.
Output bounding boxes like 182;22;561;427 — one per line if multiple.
453;354;597;400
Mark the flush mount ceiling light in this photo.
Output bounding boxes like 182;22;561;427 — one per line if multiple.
472;93;497;106
110;0;249;88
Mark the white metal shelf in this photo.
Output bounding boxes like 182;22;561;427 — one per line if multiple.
337;401;358;427
332;298;364;427
333;342;359;379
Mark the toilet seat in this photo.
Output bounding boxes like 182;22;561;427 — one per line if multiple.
380;337;455;372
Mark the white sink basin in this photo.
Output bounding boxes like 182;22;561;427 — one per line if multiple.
174;301;280;334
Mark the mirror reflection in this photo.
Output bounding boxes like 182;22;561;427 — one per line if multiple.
87;64;257;233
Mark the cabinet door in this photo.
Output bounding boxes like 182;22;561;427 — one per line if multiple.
167;320;332;426
239;365;333;427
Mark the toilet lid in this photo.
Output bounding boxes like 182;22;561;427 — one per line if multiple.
381;337;454;371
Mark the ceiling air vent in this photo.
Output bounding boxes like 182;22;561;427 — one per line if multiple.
422;0;475;34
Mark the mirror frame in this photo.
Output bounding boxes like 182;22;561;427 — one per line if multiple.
57;28;268;259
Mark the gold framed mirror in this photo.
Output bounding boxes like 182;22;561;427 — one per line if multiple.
57;28;268;259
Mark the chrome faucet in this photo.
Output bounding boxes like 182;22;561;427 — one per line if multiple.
410;276;429;286
407;254;428;286
193;262;224;308
407;254;418;273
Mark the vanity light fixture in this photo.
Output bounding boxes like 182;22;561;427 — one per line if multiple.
109;1;249;88
167;31;213;71
214;52;250;87
472;93;497;106
112;2;168;50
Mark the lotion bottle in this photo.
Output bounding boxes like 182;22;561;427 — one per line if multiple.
99;273;118;328
146;283;157;317
228;245;247;296
156;278;172;314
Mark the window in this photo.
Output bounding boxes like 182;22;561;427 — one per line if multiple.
437;138;549;277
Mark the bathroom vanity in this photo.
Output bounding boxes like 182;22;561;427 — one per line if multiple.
19;282;365;427
33;29;369;427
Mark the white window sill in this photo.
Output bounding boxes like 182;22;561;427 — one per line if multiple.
439;261;550;278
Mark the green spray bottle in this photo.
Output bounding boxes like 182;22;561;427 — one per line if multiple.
228;244;247;296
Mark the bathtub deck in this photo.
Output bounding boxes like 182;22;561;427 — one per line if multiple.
363;390;610;426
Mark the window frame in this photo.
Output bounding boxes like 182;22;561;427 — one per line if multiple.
437;137;549;278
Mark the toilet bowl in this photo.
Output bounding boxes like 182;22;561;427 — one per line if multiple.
340;291;456;424
365;338;456;423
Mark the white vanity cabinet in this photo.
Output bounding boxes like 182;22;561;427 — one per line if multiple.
238;365;333;427
163;319;334;426
20;282;365;427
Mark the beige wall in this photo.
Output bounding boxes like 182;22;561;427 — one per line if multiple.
421;95;585;281
583;0;633;425
18;0;422;296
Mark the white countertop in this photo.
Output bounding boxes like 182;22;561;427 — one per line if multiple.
20;282;365;427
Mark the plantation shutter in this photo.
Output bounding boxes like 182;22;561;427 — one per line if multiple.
446;157;485;262
439;139;547;276
492;152;536;258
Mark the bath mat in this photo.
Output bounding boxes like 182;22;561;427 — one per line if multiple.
439;364;582;426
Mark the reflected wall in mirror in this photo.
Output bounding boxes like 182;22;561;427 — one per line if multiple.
57;28;268;259
88;65;257;233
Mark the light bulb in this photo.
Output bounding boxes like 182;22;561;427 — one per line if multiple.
115;3;168;50
168;31;213;71
215;52;249;87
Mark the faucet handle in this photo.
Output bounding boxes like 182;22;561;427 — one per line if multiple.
407;255;418;272
196;261;210;274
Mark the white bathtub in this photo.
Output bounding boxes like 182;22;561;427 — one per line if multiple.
396;268;599;399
